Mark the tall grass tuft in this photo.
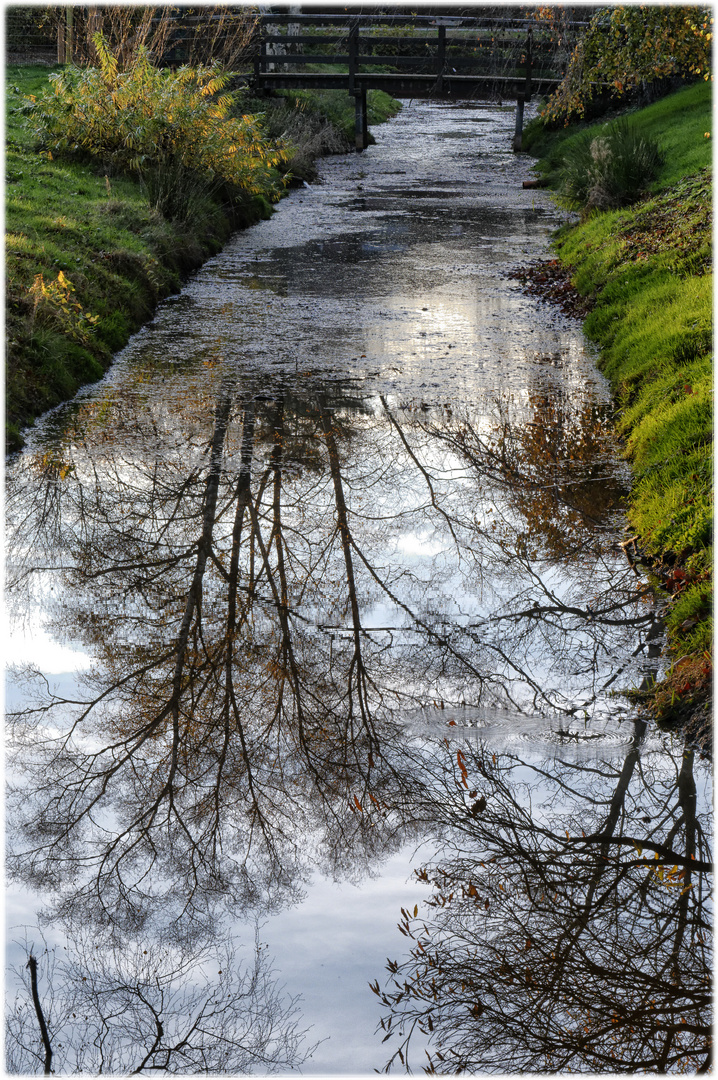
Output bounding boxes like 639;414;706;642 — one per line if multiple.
560;118;665;211
140;162;222;226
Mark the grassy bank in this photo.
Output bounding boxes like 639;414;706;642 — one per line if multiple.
524;80;712;189
6;65;268;451
5;64;400;451
529;81;712;740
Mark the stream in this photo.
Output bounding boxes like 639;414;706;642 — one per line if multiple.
5;100;712;1074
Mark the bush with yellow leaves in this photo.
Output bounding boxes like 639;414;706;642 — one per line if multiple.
543;6;713;124
29;271;100;345
24;32;288;218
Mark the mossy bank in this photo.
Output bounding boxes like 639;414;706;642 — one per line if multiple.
5;63;399;452
527;81;712;744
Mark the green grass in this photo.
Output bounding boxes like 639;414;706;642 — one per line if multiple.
524;80;712;190
6;66;400;451
628;81;713;186
554;173;712;558
533;83;713;729
5;65;260;450
275;84;401;144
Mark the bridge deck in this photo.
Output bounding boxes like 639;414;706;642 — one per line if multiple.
255;71;560;99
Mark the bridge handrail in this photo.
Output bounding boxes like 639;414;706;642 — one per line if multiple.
257;13;589;29
253;19;570;91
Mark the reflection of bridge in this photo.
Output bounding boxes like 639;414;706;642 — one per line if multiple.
251;13;584;150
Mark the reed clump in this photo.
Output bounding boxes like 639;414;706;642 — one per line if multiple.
559;119;665;211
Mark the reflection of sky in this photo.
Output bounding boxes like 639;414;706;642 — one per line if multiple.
6;625;90;674
252;736;712;1074
255;845;433;1074
4;844;432;1075
4;98;675;1075
7;734;709;1074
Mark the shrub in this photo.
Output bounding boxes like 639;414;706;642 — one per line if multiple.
559;119;665;211
28;271;100;345
543;6;712;124
24;33;288;219
140;161;224;226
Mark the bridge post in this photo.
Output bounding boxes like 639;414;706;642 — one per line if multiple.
513;96;525;152
348;20;358;93
354;89;368;152
348;21;368;151
254;20;264;83
513;27;533;152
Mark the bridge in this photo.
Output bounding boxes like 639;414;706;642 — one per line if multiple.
251;12;584;151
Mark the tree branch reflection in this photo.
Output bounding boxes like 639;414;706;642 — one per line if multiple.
6;361;692;1075
7;921;314;1074
376;731;712;1073
8;375;417;936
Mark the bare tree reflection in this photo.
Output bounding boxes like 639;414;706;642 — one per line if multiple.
7;357;690;1078
436;388;629;560
7;374;416;936
7;922;314;1074
375;731;712;1073
377;391;657;717
6;364;667;943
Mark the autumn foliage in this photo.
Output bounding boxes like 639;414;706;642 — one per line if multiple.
542;6;713;123
24;33;287;209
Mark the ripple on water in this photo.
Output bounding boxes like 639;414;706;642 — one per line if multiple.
407;704;661;761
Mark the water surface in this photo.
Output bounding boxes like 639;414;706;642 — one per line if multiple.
6;100;711;1075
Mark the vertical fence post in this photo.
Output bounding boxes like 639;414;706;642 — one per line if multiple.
436;24;446;94
513;97;524;152
354;89;367;152
348;20;358;93
348;20;365;151
65;6;74;65
254;18;264;83
513;26;532;151
524;27;533;101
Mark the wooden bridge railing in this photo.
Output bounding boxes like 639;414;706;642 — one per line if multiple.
251;13;585;150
